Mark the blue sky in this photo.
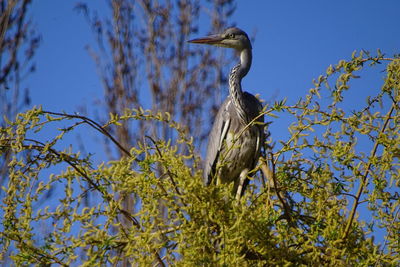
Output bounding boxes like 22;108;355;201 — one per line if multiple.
28;0;400;128
24;0;399;177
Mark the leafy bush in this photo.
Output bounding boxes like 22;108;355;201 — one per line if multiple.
1;52;399;265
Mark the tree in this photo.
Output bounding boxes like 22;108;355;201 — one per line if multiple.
1;51;399;265
75;3;237;264
0;0;39;186
76;0;236;155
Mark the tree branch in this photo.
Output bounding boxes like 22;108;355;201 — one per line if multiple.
342;103;396;240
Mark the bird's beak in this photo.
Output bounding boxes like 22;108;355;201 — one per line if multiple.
188;34;224;45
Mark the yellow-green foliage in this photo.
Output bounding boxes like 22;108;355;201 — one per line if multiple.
0;52;399;266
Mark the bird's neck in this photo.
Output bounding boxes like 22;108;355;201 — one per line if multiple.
228;48;252;123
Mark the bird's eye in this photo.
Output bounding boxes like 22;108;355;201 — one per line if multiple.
229;33;235;39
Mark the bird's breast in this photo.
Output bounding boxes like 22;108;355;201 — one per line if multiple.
218;125;261;184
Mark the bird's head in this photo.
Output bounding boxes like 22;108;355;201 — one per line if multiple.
188;27;252;51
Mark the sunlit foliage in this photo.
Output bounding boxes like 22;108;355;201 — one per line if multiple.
1;52;399;265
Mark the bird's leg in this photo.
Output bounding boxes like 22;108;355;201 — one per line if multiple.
216;168;222;186
235;169;249;201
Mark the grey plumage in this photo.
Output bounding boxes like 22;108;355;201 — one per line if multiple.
189;27;264;199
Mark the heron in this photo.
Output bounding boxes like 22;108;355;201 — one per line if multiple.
189;27;264;200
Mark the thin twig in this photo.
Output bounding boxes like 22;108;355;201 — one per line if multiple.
342;103;395;240
260;154;292;224
145;135;182;197
42;111;132;158
374;204;400;266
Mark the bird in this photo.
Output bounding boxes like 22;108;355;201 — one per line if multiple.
188;27;264;200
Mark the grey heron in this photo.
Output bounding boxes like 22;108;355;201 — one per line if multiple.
189;27;264;200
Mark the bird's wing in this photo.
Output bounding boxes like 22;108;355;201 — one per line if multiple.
247;93;265;167
203;98;231;185
237;93;265;197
